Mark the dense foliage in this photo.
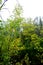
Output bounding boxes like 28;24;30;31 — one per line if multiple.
0;1;43;65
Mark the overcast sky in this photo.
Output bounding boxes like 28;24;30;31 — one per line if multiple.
0;0;43;20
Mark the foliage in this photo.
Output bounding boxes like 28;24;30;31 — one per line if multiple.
0;3;43;65
0;0;2;4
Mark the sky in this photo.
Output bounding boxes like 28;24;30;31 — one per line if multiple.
0;0;43;20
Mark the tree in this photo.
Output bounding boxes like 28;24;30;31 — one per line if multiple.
0;2;43;65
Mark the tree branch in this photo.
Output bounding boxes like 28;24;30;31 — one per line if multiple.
0;0;8;10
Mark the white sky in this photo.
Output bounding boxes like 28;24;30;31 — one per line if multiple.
0;0;43;20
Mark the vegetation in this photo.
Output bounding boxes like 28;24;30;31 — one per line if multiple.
0;0;43;65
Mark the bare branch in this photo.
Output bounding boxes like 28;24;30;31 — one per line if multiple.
0;0;8;10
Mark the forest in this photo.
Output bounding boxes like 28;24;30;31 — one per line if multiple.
0;0;43;65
